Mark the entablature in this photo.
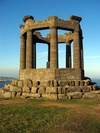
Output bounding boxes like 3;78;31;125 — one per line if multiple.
20;15;81;36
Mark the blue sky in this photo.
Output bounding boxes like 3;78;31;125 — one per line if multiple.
0;0;100;79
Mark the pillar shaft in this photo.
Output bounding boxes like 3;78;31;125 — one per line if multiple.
26;30;33;69
73;30;81;69
32;43;36;68
50;26;58;69
66;41;71;68
80;30;84;70
20;35;26;70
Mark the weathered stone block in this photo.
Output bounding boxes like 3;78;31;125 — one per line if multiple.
81;86;91;93
18;80;23;87
12;92;17;98
83;91;100;98
10;85;22;92
12;80;18;86
42;94;58;100
0;89;4;98
58;80;68;87
3;92;12;98
32;80;39;87
27;79;33;88
22;93;40;98
23;86;31;92
23;79;33;87
22;93;31;98
16;92;22;98
40;80;49;87
57;86;62;94
30;93;41;98
38;87;46;94
67;92;82;99
58;94;67;99
31;87;38;93
4;84;11;90
46;87;57;94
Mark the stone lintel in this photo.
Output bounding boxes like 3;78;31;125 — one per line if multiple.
48;16;58;21
23;15;34;23
69;15;82;22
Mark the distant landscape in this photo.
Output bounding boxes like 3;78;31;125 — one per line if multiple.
0;76;16;81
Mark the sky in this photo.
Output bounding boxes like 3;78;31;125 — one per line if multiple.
0;0;100;79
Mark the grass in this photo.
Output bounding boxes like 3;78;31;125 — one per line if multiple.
0;98;100;133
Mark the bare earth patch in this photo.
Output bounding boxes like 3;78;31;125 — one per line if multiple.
0;99;29;105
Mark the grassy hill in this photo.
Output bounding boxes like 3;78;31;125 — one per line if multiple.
0;98;100;133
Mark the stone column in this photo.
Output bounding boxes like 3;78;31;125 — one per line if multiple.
32;43;36;68
50;26;58;69
66;41;71;68
47;43;50;68
80;29;84;70
20;35;26;70
73;29;81;69
26;30;33;69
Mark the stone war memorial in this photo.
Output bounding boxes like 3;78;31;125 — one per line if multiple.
0;15;100;100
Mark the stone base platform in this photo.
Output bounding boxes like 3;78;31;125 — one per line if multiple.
0;78;100;100
19;68;84;81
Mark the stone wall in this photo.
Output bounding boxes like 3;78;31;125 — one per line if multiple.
19;68;84;80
